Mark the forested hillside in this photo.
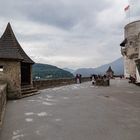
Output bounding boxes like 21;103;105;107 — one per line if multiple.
33;63;74;80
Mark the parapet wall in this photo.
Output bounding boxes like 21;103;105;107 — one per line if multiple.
0;83;7;128
125;20;140;38
33;77;90;89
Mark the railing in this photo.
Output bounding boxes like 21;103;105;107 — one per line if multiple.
0;84;7;127
33;77;90;89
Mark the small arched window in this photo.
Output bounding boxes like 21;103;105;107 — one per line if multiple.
0;66;4;72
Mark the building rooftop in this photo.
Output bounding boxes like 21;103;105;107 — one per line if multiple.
0;23;34;64
106;66;114;73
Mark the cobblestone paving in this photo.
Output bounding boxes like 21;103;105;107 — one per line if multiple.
0;79;140;140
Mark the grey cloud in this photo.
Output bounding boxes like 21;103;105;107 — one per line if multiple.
25;1;110;30
0;0;134;69
131;0;140;18
0;0;111;30
17;33;54;42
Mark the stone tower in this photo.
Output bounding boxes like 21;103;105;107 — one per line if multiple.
120;20;140;82
0;23;37;99
106;66;114;78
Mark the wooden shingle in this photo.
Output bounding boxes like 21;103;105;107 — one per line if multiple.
0;23;34;64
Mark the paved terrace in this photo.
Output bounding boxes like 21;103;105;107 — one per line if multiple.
0;79;140;140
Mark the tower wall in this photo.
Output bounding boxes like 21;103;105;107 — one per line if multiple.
122;20;140;78
0;60;21;99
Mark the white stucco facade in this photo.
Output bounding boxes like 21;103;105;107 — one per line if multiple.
121;20;140;82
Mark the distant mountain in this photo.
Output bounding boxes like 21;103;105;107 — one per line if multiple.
74;68;94;77
63;68;75;74
74;57;124;77
33;63;74;80
93;57;124;75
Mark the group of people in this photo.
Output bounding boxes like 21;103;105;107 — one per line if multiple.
129;75;136;83
75;74;82;84
90;74;110;86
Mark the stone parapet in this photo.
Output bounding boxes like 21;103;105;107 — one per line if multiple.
33;77;90;89
0;83;7;128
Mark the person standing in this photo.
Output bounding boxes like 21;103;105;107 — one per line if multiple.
79;74;82;83
76;74;80;84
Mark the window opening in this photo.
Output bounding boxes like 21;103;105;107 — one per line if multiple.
0;66;3;72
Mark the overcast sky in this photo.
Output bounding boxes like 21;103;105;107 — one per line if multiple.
0;0;140;69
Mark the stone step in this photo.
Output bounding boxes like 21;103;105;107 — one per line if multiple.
21;85;39;98
21;87;35;92
21;91;40;98
21;88;38;94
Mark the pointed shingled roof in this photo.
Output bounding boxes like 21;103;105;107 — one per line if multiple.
0;23;34;64
106;66;114;73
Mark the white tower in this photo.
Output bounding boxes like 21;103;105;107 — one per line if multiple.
120;20;140;82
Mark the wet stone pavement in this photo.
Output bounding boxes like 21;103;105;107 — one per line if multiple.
0;79;140;140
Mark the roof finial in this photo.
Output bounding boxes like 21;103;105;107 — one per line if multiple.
7;22;12;28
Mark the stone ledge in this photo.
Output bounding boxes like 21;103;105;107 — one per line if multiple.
33;77;90;89
0;83;7;129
